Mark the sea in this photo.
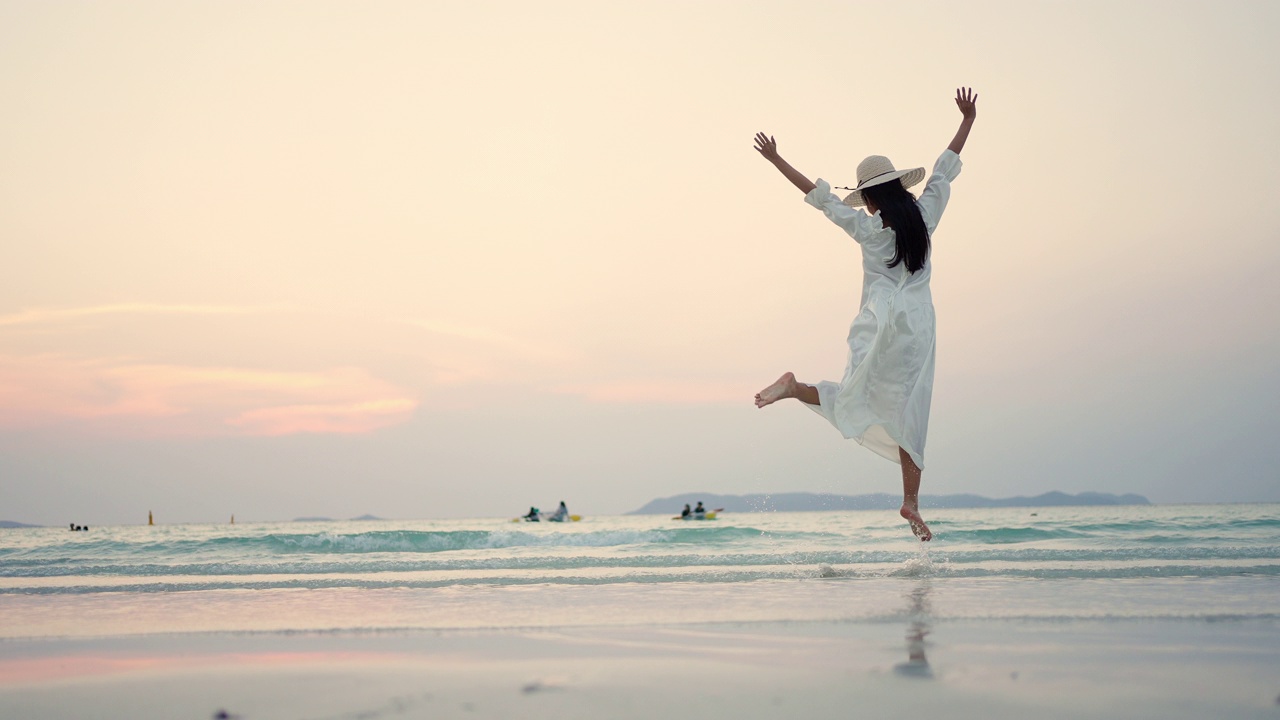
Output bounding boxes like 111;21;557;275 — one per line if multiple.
2;504;1278;639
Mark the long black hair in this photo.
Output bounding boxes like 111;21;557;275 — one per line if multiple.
860;180;930;274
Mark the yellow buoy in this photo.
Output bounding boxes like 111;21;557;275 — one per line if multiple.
148;510;154;526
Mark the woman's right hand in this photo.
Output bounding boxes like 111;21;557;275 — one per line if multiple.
754;132;781;163
955;87;977;121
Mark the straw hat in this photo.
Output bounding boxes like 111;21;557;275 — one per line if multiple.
840;155;925;208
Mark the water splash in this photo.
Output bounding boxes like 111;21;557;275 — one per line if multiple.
894;544;942;577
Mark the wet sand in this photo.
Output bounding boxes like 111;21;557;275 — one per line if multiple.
2;617;1277;720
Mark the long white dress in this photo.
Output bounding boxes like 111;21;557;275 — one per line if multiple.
802;149;962;469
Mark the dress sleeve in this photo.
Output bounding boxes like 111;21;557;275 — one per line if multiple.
915;150;963;235
804;178;879;243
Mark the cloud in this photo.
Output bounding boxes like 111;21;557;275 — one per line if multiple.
0;303;581;435
0;355;417;436
0;303;275;328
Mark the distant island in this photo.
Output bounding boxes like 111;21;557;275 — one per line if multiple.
293;514;386;522
0;520;41;529
629;491;1151;515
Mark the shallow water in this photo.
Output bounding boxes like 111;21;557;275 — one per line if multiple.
1;504;1277;637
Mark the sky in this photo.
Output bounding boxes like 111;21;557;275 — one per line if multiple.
2;0;1278;525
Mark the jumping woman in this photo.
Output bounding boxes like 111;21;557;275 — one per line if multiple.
753;87;978;541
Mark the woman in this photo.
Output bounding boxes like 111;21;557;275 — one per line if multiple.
752;87;978;541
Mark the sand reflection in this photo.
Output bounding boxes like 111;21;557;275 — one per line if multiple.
893;581;933;679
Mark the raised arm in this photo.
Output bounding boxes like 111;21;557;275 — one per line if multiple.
754;132;816;194
947;87;978;155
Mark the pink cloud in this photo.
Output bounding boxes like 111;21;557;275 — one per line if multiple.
0;355;417;437
0;303;271;327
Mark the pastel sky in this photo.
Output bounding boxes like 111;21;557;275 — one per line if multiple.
2;0;1278;525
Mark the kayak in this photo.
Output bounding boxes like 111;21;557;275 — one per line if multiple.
511;514;582;523
671;511;719;520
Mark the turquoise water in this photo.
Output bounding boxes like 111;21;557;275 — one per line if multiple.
2;504;1277;637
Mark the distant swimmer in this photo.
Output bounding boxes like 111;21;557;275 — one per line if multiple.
752;87;980;541
548;501;569;522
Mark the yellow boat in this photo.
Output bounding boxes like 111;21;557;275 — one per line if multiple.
671;511;720;520
511;514;582;523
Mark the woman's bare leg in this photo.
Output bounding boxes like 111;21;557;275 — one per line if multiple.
755;372;820;408
898;447;932;541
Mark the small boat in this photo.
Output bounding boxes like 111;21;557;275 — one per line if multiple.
511;514;582;523
671;510;722;521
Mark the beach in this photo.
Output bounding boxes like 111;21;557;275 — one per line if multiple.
5;1;1280;716
2;506;1278;718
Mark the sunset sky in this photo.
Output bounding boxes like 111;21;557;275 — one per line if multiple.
3;0;1278;525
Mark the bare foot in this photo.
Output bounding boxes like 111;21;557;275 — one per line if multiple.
755;372;798;408
900;503;932;541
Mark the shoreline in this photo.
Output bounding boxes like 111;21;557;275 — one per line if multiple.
3;576;1278;641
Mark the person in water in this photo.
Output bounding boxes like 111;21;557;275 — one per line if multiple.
549;501;569;522
752;87;978;542
523;507;540;522
694;502;706;519
681;504;692;519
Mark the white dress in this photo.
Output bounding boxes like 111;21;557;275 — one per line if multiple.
802;149;962;469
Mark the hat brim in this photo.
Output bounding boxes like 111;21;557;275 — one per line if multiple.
841;167;926;208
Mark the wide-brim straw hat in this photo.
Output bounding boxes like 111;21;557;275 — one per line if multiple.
840;155;926;208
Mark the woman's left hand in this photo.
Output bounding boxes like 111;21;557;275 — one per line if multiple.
754;132;781;162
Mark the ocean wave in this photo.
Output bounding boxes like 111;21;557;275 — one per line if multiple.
264;526;780;553
4;544;1277;578
0;526;786;561
4;508;1278;598
5;564;1279;595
